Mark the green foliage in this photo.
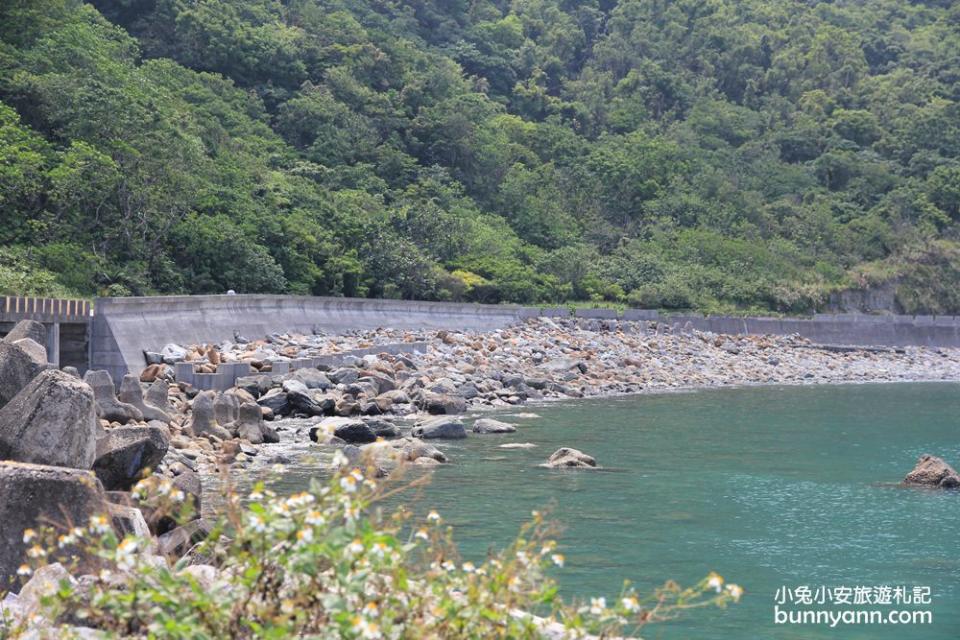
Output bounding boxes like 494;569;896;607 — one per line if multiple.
0;0;959;311
9;465;740;638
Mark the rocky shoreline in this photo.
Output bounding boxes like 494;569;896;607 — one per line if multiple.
3;315;960;631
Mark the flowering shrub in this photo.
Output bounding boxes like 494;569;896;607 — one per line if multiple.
6;454;741;638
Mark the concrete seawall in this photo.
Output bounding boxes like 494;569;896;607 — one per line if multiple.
90;295;538;383
89;295;960;383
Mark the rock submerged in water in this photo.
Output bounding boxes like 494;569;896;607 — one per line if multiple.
412;416;466;439
541;447;597;469
903;454;960;489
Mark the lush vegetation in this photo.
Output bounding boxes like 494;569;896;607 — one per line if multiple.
7;462;738;638
1;0;959;313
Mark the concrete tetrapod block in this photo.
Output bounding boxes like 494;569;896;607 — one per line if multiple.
2;320;47;346
0;341;52;409
83;370;143;424
0;461;108;590
118;374;171;423
0;369;98;469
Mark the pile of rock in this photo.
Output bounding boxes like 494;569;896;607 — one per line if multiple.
0;320;208;605
154;316;960;420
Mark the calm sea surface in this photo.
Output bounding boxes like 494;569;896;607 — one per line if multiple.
270;383;960;638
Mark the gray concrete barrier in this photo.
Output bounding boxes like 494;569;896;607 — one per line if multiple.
88;294;960;384
90;295;533;383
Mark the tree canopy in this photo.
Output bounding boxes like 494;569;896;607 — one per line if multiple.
1;0;959;313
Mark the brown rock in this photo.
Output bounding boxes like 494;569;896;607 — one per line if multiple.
903;454;960;489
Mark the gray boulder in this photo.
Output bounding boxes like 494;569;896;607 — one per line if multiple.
108;502;152;540
235;374;271;399
0;340;51;409
334;420;377;444
365;418;400;438
188;391;231;440
160;343;188;363
0;461;107;590
401;440;448;463
328;367;359;385
419;391;467;415
283;379;327;416
3;320;47;346
83;370;143;424
540;358;587;374
542;447;597;469
257;388;290;417
289;368;332;390
0;369;97;468
903;454;960;489
412;417;467;439
93;425;170;490
472;418;517;434
118;374;171;423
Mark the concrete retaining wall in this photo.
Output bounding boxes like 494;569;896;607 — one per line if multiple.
661;313;960;348
90;294;960;384
90;295;534;383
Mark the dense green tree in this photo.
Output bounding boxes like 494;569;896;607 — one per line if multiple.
1;0;959;313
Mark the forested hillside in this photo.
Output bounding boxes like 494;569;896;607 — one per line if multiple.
1;0;959;313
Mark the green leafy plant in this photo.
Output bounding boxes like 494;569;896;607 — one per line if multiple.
7;459;740;639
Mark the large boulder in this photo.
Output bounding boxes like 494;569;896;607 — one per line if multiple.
288;368;332;390
401;440;448;463
0;340;51;409
93;425;170;490
257;388;290;417
334;420;377;444
541;447;597;469
187;391;231;440
308;417;375;444
419;391;467;415
365;418;400;438
3;320;47;346
118;374;171;423
903;454;960;489
283;380;328;416
412;416;466;439
472;418;517;434
83;370;143;424
0;461;108;590
0;369;97;468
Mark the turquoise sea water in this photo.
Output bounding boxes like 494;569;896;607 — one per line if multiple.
276;383;960;638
